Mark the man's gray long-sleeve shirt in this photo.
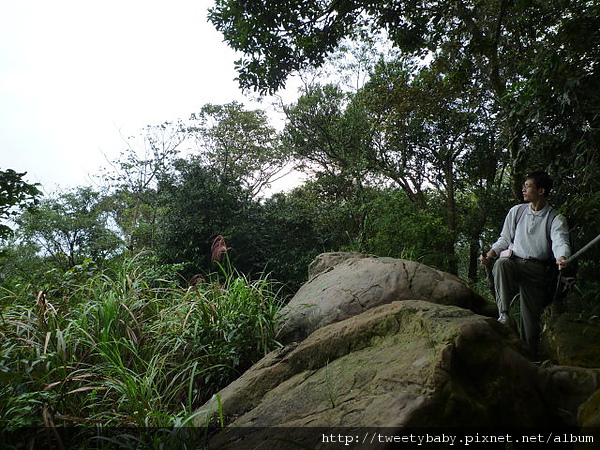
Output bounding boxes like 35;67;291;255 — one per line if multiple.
491;203;571;261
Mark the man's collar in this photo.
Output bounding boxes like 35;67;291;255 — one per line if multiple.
529;201;549;212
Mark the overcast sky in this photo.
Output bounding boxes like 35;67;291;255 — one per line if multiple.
1;0;295;194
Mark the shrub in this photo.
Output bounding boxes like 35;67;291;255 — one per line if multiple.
0;255;282;445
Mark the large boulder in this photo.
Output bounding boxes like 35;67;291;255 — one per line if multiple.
307;251;373;279
195;301;600;448
276;253;491;344
540;313;600;367
579;389;600;427
544;364;600;426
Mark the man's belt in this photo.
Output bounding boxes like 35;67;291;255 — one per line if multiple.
512;254;548;264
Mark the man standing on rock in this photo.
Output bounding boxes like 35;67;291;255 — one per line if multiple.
480;171;571;358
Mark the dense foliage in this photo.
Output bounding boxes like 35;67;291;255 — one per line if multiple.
1;0;599;442
0;168;40;239
1;256;281;446
210;0;599;205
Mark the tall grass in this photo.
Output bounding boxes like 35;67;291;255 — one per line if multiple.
0;254;282;445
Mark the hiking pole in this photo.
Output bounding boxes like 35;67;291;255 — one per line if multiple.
565;232;600;264
480;239;496;300
552;232;600;303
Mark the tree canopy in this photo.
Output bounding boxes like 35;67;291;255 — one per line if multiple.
2;0;599;303
209;0;599;196
188;102;290;198
0;169;41;239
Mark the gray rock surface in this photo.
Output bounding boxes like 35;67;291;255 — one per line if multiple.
195;301;600;449
541;313;600;367
276;254;490;344
191;254;600;449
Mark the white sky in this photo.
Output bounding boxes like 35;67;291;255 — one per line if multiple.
0;0;297;194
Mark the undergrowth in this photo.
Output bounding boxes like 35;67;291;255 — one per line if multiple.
0;254;282;447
